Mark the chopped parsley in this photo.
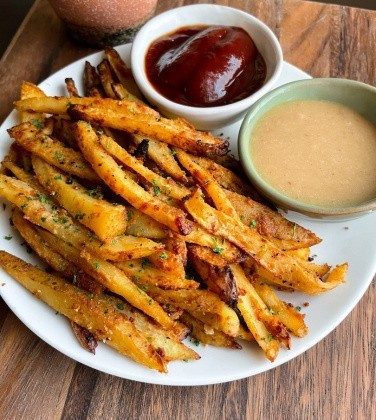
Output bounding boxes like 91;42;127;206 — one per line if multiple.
4;235;12;240
31;119;44;129
116;302;125;311
250;219;257;229
212;237;224;255
159;252;168;259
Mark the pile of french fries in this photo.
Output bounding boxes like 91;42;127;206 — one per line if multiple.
0;47;347;372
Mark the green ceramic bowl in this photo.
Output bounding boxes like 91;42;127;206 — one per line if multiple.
238;78;376;220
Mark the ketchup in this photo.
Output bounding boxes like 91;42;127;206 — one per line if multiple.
145;25;267;107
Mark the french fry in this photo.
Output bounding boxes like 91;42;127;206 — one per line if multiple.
112;83;146;106
97;59;117;98
224;189;321;250
84;61;104;97
184;188;346;295
179;312;242;349
253;280;308;337
0;251;166;372
20;81;46;123
36;228;178;331
188;245;238;306
0;175;163;261
125;207;168;239
115;259;199;290
143;284;240;337
147;250;185;279
97;133;190;199
231;264;290;349
104;295;199;361
104;46;144;98
8;122;99;182
76;121;194;235
22;230;106;296
133;135;189;184
68;103;229;157
65;78;80;98
14;96;159;117
32;156;128;242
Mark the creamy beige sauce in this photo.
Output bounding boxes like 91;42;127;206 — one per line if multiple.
251;100;376;207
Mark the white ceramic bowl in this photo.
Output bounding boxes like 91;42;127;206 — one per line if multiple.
131;4;283;130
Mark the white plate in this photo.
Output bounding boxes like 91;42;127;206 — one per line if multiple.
1;44;375;386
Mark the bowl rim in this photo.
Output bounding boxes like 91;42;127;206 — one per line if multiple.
238;77;376;216
131;3;283;117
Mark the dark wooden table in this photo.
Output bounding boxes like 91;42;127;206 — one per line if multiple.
0;0;375;419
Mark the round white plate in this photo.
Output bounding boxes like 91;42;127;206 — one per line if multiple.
1;44;375;386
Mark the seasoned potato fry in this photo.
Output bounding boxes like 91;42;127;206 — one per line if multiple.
20;81;46;123
65;78;80;98
143;285;240;337
125;207;167;239
0;175;163;261
97;133;190;199
37;228;177;330
224;189;321;250
97;59;117;98
8;122;99;182
231;265;290;349
14;96;159;117
188;245;238;306
2;161;48;194
70;321;98;354
104;295;199;361
0;251;166;372
185;189;346;295
133;135;189;184
68;103;229;157
32;156;128;242
180;312;241;349
112;83;146;106
148;250;185;279
253;280;308;337
76;121;194;235
115;259;198;290
104;46;143;98
84;61;104;97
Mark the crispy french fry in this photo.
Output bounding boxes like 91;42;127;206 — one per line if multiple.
112;83;146;106
147;250;185;279
125;207;168;239
20;81;46;123
104;295;199;361
97;133;190;200
32;156;128;242
36;228;177;330
143;285;240;337
188;245;238;306
185;189;346;295
115;259;199;290
84;61;104;97
231;264;290;349
0;175;163;261
104;46;143;98
68;104;229;157
14;96;159;117
98;59;117;98
65;78;80;98
180;312;241;349
224;189;321;250
253;280;308;337
0;251;166;372
133;135;189;184
8;122;99;182
76;121;194;235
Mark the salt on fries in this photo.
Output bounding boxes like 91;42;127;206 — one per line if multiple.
0;47;347;371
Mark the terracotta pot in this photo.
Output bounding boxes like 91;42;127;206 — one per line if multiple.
48;0;158;47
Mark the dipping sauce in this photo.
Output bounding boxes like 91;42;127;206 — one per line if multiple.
251;100;376;207
145;25;267;107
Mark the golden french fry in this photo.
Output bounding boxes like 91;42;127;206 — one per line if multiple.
20;81;46;123
143;284;240;337
0;175;163;261
253;280;308;337
133;135;189;184
75;121;194;236
68;103;229;157
180;312;242;349
184;188;346;295
125;207;168;239
115;259;198;290
0;251;167;372
8;122;99;182
97;133;190;199
32;156;128;242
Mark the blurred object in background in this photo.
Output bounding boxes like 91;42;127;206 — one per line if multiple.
47;0;158;47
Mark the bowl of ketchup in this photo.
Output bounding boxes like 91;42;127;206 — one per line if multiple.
131;4;283;130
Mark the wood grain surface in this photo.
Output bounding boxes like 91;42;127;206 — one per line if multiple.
0;1;375;419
